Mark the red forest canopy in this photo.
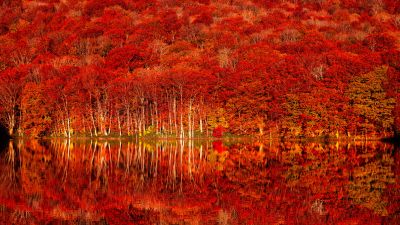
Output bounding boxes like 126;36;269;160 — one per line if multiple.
0;0;399;138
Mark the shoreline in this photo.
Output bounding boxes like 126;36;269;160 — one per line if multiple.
5;135;398;144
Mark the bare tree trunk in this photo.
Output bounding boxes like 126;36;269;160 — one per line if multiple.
205;115;209;137
192;106;195;138
66;117;71;138
96;98;104;135
154;102;159;135
127;105;131;136
141;104;145;135
107;108;112;136
136;114;141;136
168;97;172;135
150;103;154;128
6;112;15;136
179;87;184;139
199;118;203;134
90;109;97;137
117;113;122;137
173;97;178;137
63;97;71;138
188;99;192;139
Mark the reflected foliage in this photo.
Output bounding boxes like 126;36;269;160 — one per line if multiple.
0;139;398;224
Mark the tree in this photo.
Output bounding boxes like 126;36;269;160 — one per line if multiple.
105;44;148;72
346;66;396;135
0;66;26;136
21;82;52;137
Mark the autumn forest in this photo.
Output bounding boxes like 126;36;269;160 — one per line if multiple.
0;0;400;139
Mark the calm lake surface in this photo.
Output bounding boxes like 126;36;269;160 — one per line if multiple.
0;139;398;224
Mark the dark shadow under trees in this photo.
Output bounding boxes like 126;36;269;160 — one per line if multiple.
0;124;10;155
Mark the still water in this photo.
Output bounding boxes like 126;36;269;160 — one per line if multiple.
0;139;398;224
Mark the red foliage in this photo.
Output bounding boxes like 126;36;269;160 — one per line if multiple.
212;140;225;153
212;126;224;138
0;0;398;138
383;50;400;70
193;10;214;25
84;0;128;17
363;33;396;52
106;45;148;71
383;0;400;14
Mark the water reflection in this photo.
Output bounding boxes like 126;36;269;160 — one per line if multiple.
0;139;398;224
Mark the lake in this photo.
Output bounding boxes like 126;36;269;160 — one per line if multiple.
0;139;398;224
